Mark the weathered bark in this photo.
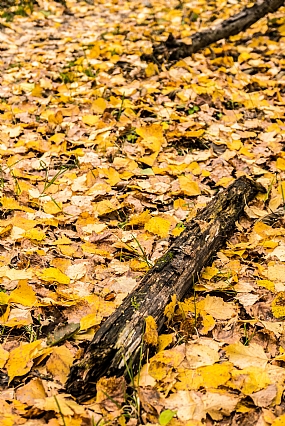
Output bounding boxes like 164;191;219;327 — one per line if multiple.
66;176;262;401
148;0;284;61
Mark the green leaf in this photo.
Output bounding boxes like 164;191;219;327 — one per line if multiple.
159;409;176;425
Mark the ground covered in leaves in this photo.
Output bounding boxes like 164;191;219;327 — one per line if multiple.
1;0;285;424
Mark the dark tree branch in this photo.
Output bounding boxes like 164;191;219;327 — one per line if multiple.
148;0;285;61
66;176;263;401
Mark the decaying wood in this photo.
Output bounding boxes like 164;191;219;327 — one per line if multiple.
147;0;284;61
66;176;262;401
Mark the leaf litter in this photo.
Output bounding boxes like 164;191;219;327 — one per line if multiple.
1;0;285;424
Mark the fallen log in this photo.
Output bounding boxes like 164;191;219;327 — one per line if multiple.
146;0;284;61
66;176;262;401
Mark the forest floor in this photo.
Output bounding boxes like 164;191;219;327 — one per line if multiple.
1;0;285;425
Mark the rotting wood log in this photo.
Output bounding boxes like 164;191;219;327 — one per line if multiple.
66;176;263;401
145;0;284;62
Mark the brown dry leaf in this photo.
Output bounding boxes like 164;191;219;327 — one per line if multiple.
250;384;277;407
202;391;240;421
165;390;205;421
96;376;126;419
204;295;238;320
16;378;47;405
185;341;220;368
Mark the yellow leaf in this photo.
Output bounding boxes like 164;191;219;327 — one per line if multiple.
82;114;99;126
31;84;43;97
54;235;72;245
0;344;9;368
230;367;271;395
227;140;242;151
239;146;254;158
276;157;285;171
238;51;251;62
175;368;203;391
58;244;78;257
37;267;70;285
80;312;102;330
171;226;184;237
216;177;235;188
88;43;100;59
253;221;272;238
6;340;43;381
93;199;121;216
35;394;85;416
96;376;126;414
164;294;177;321
139;152;159;166
199;363;231;388
4;307;33;327
128;210;151;226
20;83;34;92
0;197;34;212
81;223;107;234
257;280;275;291
186;161;201;175
263;240;278;249
202;266;219;280
92;98;107;114
272;414;285;426
50;258;71;273
43;200;62;214
0;291;9;305
202;169;211;177
144;216;171;238
136;124;164;152
101;167;121;186
49;133;65;143
185;129;205;138
24;228;46;241
173;198;188;210
225;342;268;369
178;176;201;196
5;268;34;281
46;346;74;385
48;110;63;124
272;292;285;318
144;316;158;346
129;258;149;271
145;63;159;77
0;223;13;238
200;314;216;334
9;280;37;307
158;334;173;352
149;346;185;380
